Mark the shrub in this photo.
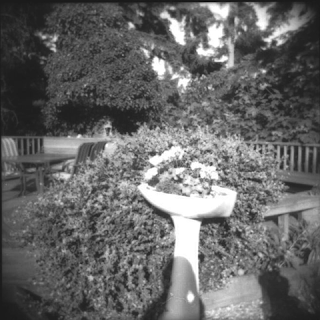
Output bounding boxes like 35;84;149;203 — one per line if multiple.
285;222;320;315
43;3;164;135
16;126;286;319
167;42;320;143
268;221;320;315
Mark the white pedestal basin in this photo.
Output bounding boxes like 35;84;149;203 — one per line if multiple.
138;184;237;219
138;183;237;320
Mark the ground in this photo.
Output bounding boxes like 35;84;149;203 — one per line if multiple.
2;179;319;320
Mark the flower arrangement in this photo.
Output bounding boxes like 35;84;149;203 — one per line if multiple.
143;145;225;198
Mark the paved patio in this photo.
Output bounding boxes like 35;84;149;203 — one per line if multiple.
2;178;50;319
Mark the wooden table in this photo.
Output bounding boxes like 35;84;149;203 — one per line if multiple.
2;154;75;194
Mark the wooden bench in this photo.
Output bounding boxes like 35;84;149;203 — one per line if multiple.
248;141;320;187
265;191;320;240
276;170;320;187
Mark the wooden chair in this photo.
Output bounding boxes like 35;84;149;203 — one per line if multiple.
50;142;95;182
89;141;108;161
1;138;39;195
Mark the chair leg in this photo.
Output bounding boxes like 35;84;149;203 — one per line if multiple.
19;176;26;196
21;174;40;194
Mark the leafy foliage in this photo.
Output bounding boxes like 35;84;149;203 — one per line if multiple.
162;34;320;143
151;3;320;143
266;219;320;314
216;2;267;67
3;2;318;140
279;221;320;268
15;126;286;319
43;3;164;135
1;3;50;135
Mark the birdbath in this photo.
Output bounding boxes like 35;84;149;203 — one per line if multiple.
138;183;237;320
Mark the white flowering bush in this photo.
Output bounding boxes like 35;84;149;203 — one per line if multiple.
143;145;222;198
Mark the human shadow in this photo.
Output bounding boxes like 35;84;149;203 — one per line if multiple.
259;270;319;320
143;256;205;320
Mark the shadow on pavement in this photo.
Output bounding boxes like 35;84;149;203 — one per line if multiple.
259;270;319;320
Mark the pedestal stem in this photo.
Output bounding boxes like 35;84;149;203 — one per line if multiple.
160;216;202;320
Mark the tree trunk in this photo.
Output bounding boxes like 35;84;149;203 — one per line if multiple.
226;3;238;69
227;36;235;68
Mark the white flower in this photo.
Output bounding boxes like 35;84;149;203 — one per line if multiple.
162;146;184;162
209;171;219;180
161;150;172;162
149;155;163;166
144;146;221;197
174;167;186;175
200;166;219;180
199;170;206;179
206;166;219;180
88;275;94;282
191;162;203;170
149;146;184;165
170;146;184;159
144;167;158;181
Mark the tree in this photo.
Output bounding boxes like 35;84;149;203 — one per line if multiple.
1;3;50;134
119;3;188;82
2;2;317;138
213;2;267;68
167;8;319;143
158;2;319;143
225;2;238;68
43;3;165;135
167;3;225;76
164;2;267;71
